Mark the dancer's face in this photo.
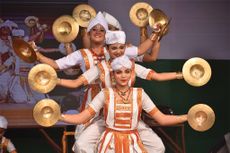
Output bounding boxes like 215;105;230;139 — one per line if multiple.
89;24;106;44
113;67;131;87
107;43;126;59
0;26;11;36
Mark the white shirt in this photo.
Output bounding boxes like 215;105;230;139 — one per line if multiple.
55;46;138;72
82;62;151;85
1;137;16;153
89;88;156;114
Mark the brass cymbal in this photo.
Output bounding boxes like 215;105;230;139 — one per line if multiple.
149;9;169;30
33;99;60;127
182;57;212;87
188;104;215;132
72;4;96;27
12;38;37;63
28;64;58;93
129;2;153;27
24;16;39;28
52;15;79;43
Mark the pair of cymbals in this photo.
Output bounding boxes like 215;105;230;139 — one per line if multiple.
72;4;96;27
12;38;37;63
52;15;79;43
182;57;212;87
33;99;61;127
129;2;153;27
188;104;215;132
28;64;58;93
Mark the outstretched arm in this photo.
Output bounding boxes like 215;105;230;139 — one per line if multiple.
60;91;105;124
142;90;187;126
57;66;99;88
36;52;59;70
60;107;94;124
149;108;187;126
81;28;91;49
135;63;183;81
148;71;183;81
57;75;87;88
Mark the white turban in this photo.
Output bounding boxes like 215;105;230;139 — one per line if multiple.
0;116;8;129
12;29;25;37
87;11;108;32
2;20;18;30
111;55;132;71
102;12;122;30
105;30;126;45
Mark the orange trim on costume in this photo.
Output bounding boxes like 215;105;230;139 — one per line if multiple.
115;119;131;125
80;88;89;112
81;75;89;86
103;88;110;125
97;62;106;88
91;84;101;100
115;113;132;118
2;138;9;153
98;129;111;153
80;49;90;70
137;88;142;121
134;132;148;153
146;70;156;80
148;107;159;116
130;60;136;86
86;106;96;116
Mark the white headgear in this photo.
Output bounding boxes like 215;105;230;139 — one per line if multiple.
102;12;122;30
87;11;108;32
105;30;126;45
0;116;8;129
111;55;132;71
12;29;25;37
3;20;18;30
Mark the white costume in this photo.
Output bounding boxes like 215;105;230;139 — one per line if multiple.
75;56;164;153
103;12;122;30
0;116;17;153
87;87;159;153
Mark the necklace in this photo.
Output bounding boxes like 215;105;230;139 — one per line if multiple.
116;87;131;104
90;48;105;64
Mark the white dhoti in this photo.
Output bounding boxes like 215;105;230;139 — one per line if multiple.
73;118;165;153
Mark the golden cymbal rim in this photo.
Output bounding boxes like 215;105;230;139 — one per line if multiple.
28;64;57;93
12;38;37;63
72;4;96;27
52;15;79;43
182;57;212;87
33;99;60;127
188;104;215;132
149;9;169;29
129;2;153;27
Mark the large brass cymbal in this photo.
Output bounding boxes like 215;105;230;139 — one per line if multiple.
188;104;215;132
149;9;169;30
28;64;57;93
182;57;212;87
52;15;79;43
72;4;96;27
12;38;37;63
33;99;60;127
129;2;153;27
